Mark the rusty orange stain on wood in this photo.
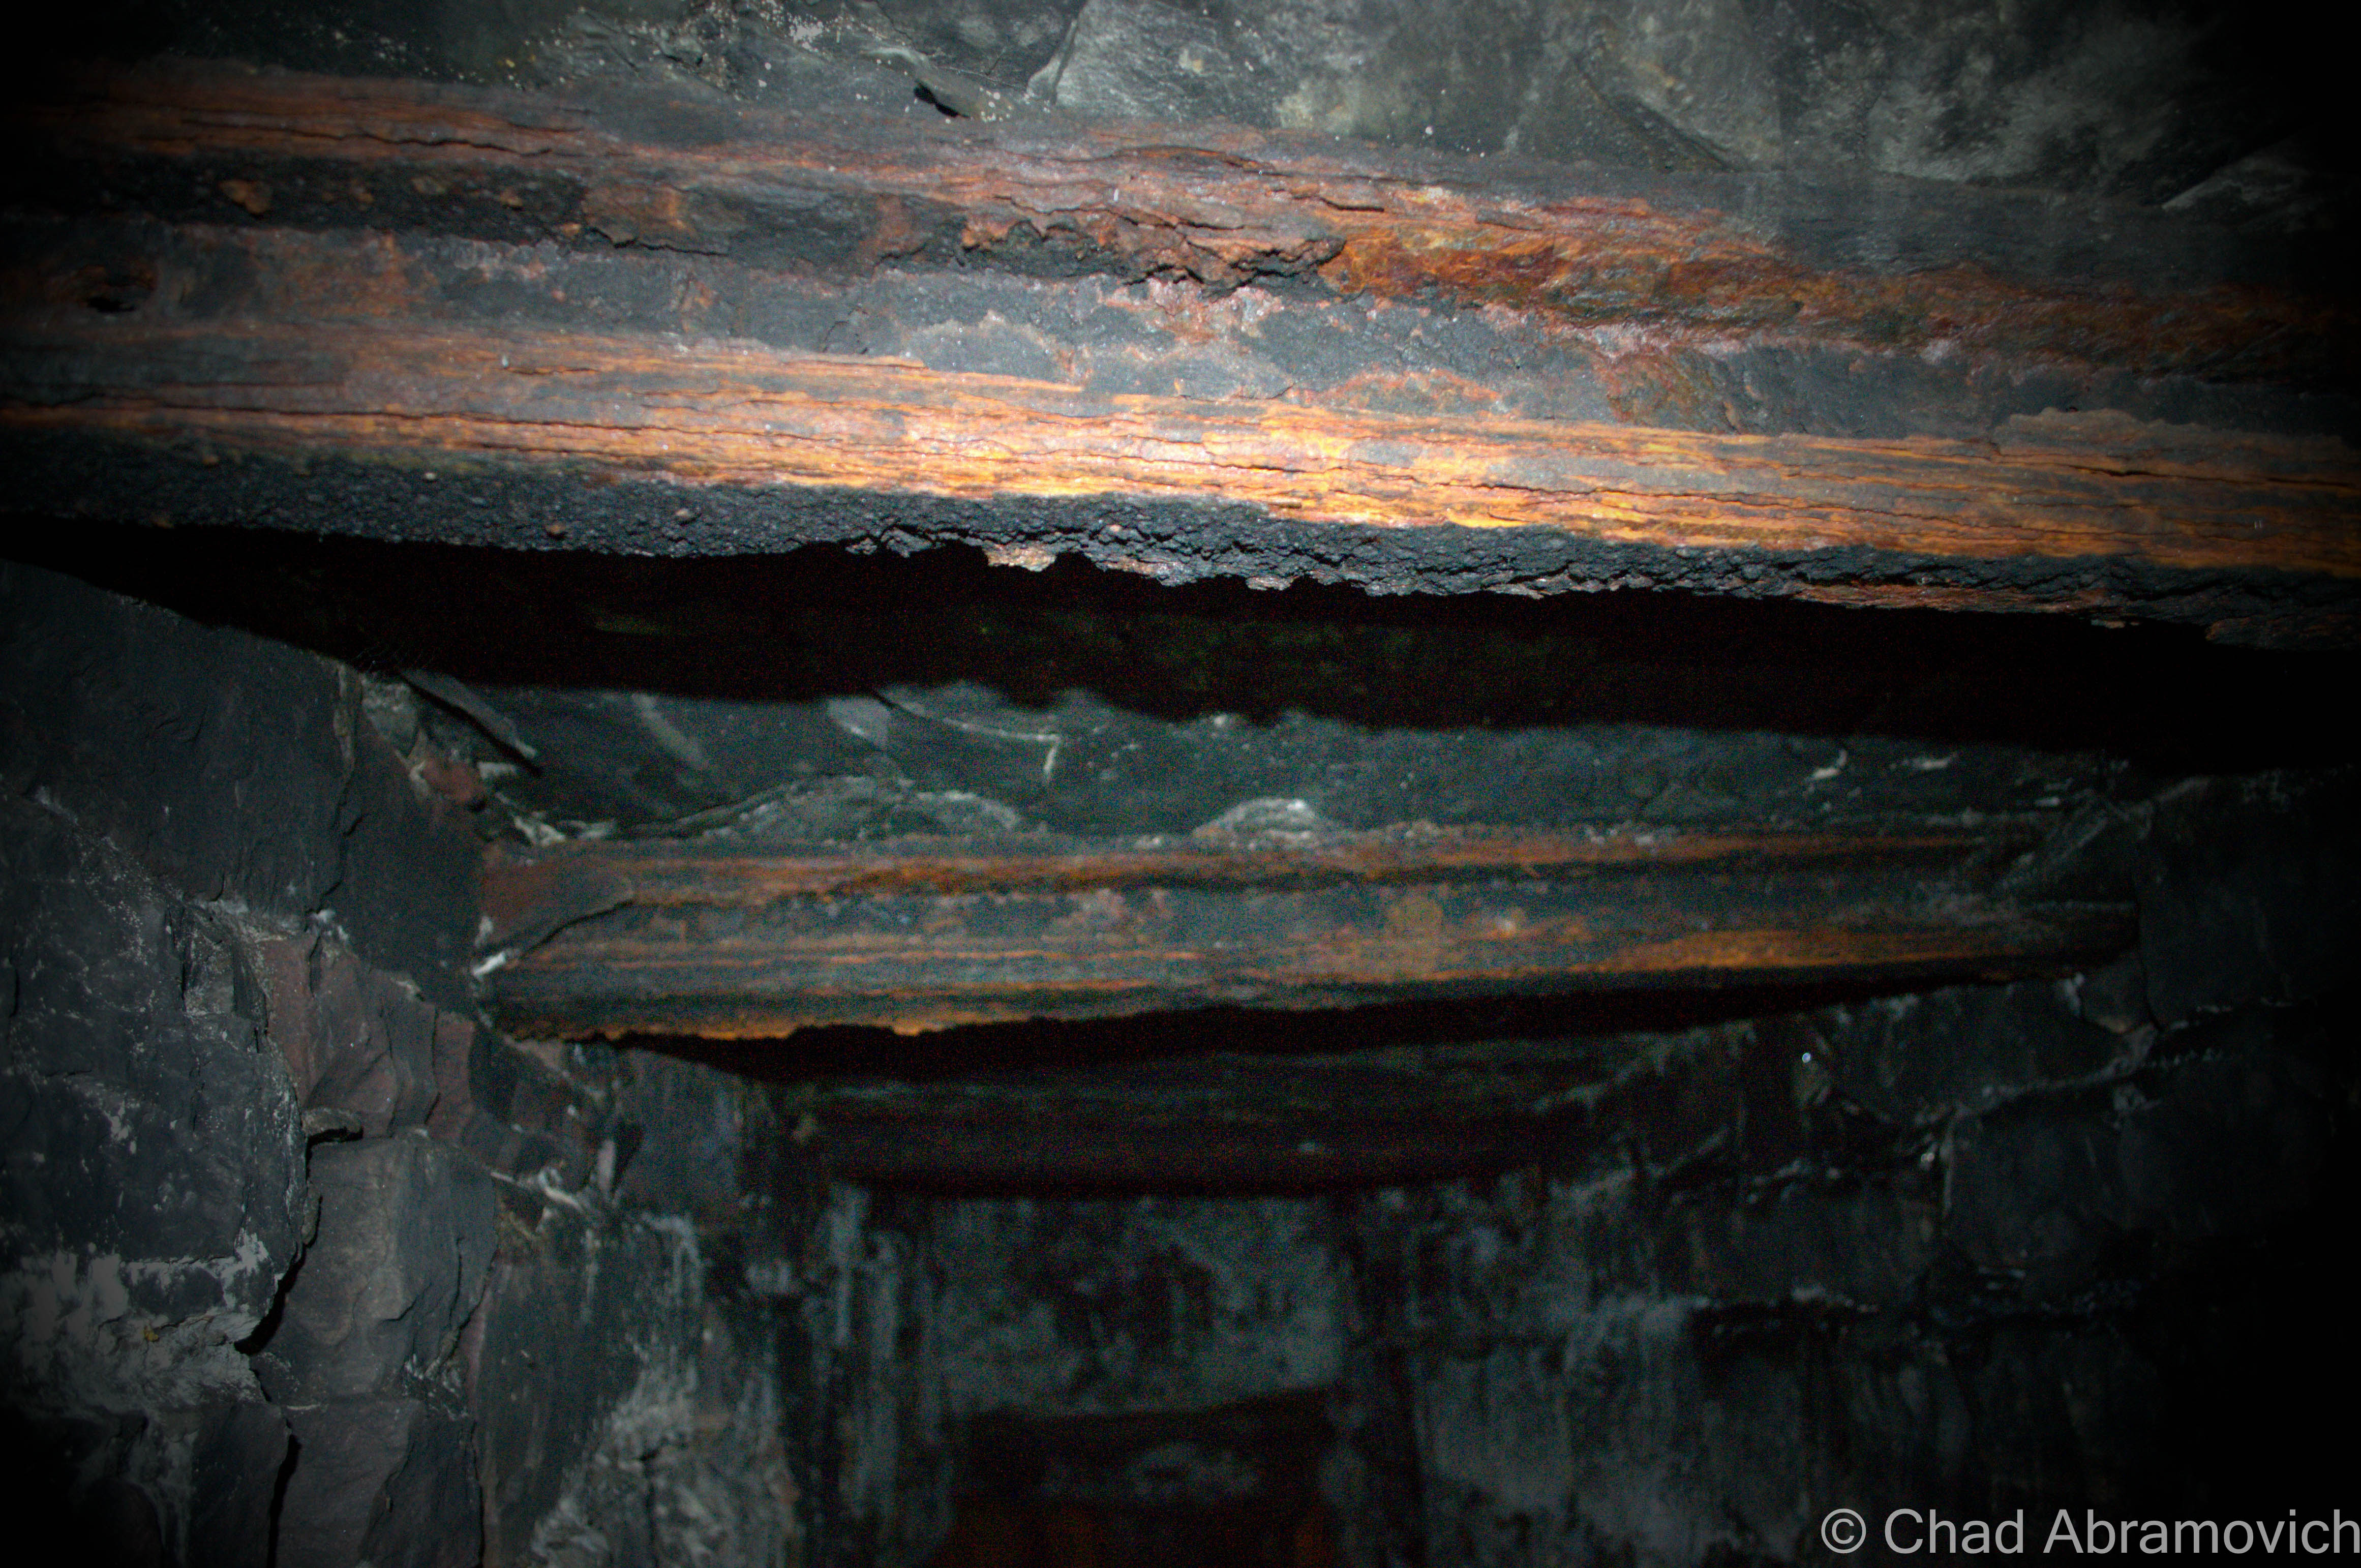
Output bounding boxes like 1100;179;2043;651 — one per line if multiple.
19;61;2347;379
488;908;2129;1040
10;316;2355;579
477;828;2131;1038
480;825;2012;921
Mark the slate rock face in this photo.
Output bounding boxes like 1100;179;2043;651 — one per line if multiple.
0;564;491;1563
0;1406;173;1565
0;804;308;1406
0;809;306;1561
1812;976;2125;1123
1035;0;2290;197
0;562;479;1007
926;1195;1348;1416
777;1188;1354;1565
278;1399;482;1568
610;1047;764;1219
866;0;1078;84
2137;770;2360;1023
475;1222;685;1562
1337;1013;2353;1561
1;563;806;1565
252;933;478;1141
252;1138;495;1405
477;1214;794;1568
1947;1036;2335;1296
188;1401;295;1568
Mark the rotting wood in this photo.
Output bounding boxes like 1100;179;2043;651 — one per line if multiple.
5;61;2356;643
476;825;2022;953
479;826;2133;1038
10;61;2345;378
5;317;2355;585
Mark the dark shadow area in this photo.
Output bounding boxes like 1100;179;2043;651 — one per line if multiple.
617;978;1966;1196
619;977;1945;1087
5;523;2354;775
5;5;2356;1563
928;1394;1339;1568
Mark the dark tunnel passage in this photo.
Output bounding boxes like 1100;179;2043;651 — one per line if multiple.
5;1;2360;1563
6;520;2359;1566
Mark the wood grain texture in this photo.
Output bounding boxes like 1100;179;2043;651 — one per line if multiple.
11;59;2347;378
480;827;2132;1037
7;316;2355;582
7;60;2355;639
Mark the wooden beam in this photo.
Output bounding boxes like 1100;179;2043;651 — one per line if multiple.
11;61;2344;377
5;62;2354;642
479;826;2132;1038
8;314;2357;582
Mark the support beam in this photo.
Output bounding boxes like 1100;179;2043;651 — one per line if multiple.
4;62;2356;643
10;62;2345;376
479;825;2132;1038
8;314;2356;581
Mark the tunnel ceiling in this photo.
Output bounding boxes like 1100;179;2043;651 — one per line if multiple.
4;0;2355;1188
20;520;2350;1188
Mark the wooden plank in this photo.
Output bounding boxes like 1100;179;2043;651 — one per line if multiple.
6;315;2354;586
478;826;2006;936
11;60;2343;378
6;61;2354;641
479;827;2133;1037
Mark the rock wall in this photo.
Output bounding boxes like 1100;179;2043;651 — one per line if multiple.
0;791;308;1563
776;1185;1351;1565
1;558;475;1563
1351;769;2359;1564
774;768;2356;1567
9;558;2354;1567
1;566;793;1566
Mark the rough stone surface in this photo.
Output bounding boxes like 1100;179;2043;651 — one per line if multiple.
253;932;478;1141
2137;769;2360;1022
612;1048;770;1221
781;1185;955;1568
1333;1006;2352;1560
0;562;480;1007
467;1045;796;1567
278;1399;483;1568
1808;976;2125;1123
0;802;307;1414
252;1137;495;1406
0;582;456;1568
0;792;307;1562
188;1401;294;1567
480;1219;793;1568
926;1196;1346;1416
0;566;505;1565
